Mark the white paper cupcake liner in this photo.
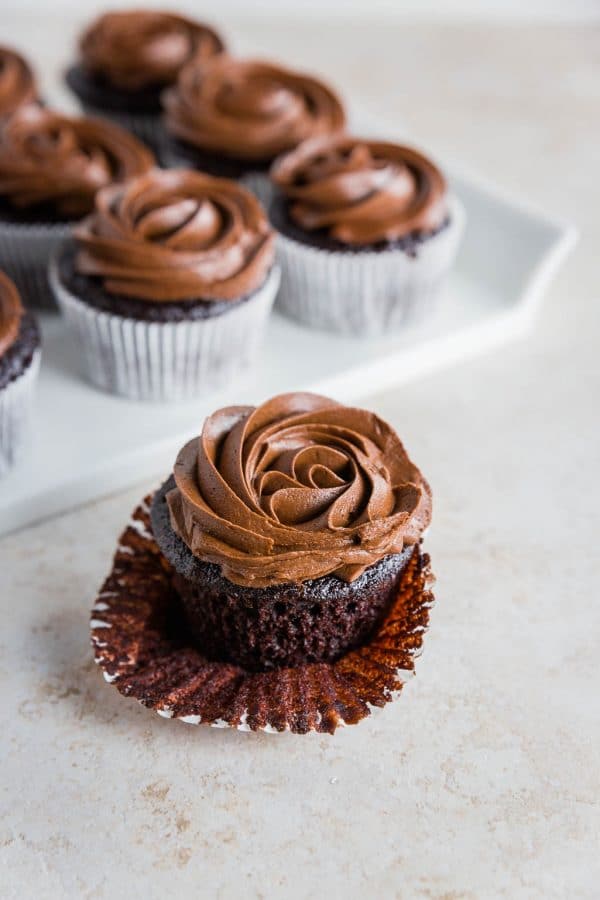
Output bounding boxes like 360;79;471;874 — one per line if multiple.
79;103;166;161
0;220;72;308
49;259;280;402
0;348;41;477
274;194;466;336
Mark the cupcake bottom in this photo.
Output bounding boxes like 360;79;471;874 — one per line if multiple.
49;249;280;402
163;137;274;210
151;477;415;671
0;215;71;308
0;312;41;476
272;194;466;336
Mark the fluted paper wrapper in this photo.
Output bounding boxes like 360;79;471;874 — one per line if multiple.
0;349;41;477
0;220;72;308
91;495;435;734
274;195;466;336
49;259;280;402
79;102;166;162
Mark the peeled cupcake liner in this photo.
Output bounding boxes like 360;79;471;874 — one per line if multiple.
0;220;72;308
78;102;167;162
91;494;435;735
49;257;281;402
0;348;41;477
274;194;466;337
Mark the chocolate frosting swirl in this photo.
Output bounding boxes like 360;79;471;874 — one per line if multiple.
164;57;346;163
0;270;23;357
271;135;447;245
0;106;154;218
79;10;224;91
74;168;275;301
0;46;37;119
167;393;431;587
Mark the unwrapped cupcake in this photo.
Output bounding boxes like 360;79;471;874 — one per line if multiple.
0;270;40;476
0;106;154;307
270;135;465;335
65;9;225;155
162;56;346;207
150;392;431;671
50;168;279;402
0;46;39;120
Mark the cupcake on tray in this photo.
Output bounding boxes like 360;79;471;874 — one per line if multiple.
0;105;154;307
162;56;346;207
270;135;466;336
0;270;41;476
0;46;39;120
50;168;279;402
92;392;435;732
65;9;225;155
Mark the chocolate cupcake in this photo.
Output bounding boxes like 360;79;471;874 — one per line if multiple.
50;168;279;401
66;9;224;156
162;56;346;207
0;270;40;475
270;135;466;335
0;106;154;307
0;46;39;120
150;392;431;671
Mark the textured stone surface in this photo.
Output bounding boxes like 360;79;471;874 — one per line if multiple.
0;16;599;900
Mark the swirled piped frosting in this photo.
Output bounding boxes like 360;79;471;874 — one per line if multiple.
163;56;346;163
271;135;448;245
0;270;23;357
0;46;38;119
0;106;154;218
167;392;432;587
79;10;224;91
74;168;275;301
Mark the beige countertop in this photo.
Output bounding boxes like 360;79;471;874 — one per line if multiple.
1;19;598;900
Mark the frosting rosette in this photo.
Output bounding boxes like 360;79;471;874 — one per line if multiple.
74;168;275;301
0;46;37;119
0;106;154;218
163;57;346;162
79;10;224;91
0;270;22;356
167;392;431;587
271;135;448;245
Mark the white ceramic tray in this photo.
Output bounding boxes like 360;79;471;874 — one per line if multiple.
0;158;575;536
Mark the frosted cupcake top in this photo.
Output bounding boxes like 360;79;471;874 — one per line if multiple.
163;56;346;163
271;135;448;245
0;46;37;119
167;392;432;587
0;106;154;218
78;9;224;91
0;270;22;357
74;168;275;302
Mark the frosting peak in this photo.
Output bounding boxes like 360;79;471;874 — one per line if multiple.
0;46;37;119
0;106;154;218
163;56;346;162
271;135;448;245
74;168;275;302
79;10;224;91
167;393;431;587
0;270;23;357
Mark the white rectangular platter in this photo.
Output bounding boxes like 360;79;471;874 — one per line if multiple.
0;159;575;537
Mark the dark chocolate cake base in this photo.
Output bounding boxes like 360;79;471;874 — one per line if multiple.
0;312;41;390
269;193;451;257
151;476;415;671
57;242;257;323
165;137;273;180
65;65;163;114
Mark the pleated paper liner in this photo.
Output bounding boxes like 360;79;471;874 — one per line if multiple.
91;495;435;734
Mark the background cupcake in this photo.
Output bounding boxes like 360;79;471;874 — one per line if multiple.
270;135;466;335
66;9;225;156
163;56;346;207
0;46;39;120
0;270;40;476
50;168;279;402
151;391;431;671
0;105;154;307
